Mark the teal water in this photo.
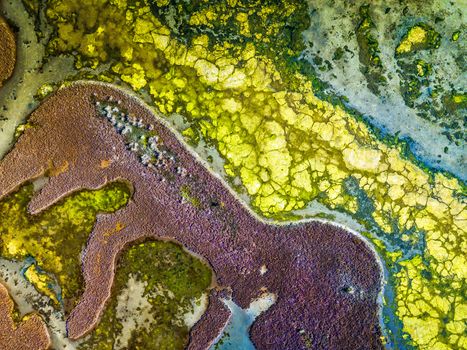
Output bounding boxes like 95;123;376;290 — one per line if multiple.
211;294;276;350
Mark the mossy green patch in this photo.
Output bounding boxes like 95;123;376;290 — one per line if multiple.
396;32;464;143
79;240;212;350
35;83;55;100
332;47;344;61
180;185;201;208
0;181;130;312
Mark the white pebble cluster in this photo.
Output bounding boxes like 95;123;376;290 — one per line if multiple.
96;101;188;178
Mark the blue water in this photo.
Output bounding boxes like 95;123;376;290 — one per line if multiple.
210;299;258;350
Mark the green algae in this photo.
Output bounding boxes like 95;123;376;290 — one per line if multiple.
0;179;212;349
0;176;211;349
182;126;201;147
0;181;130;311
79;240;212;350
148;0;310;60
395;21;464;143
332;47;345;61
34;82;55;100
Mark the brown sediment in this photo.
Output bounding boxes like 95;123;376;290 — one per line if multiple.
0;283;50;350
0;82;383;350
0;16;15;87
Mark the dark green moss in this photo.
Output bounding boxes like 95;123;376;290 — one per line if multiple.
333;47;344;61
399;76;422;107
21;0;40;16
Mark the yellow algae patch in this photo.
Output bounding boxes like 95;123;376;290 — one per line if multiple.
343;147;381;173
402;317;439;347
396;26;427;54
396;24;440;55
395;252;467;348
6;240;26;256
24;264;60;305
119;63;147;90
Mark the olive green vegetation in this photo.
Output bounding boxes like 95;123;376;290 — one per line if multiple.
332;47;345;61
79;241;212;350
21;0;40;17
180;185;201;208
355;4;387;95
398;59;431;108
43;0;310;91
0;181;131;312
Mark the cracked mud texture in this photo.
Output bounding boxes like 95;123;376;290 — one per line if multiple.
0;0;465;348
0;83;383;350
0;283;50;350
0;15;15;87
